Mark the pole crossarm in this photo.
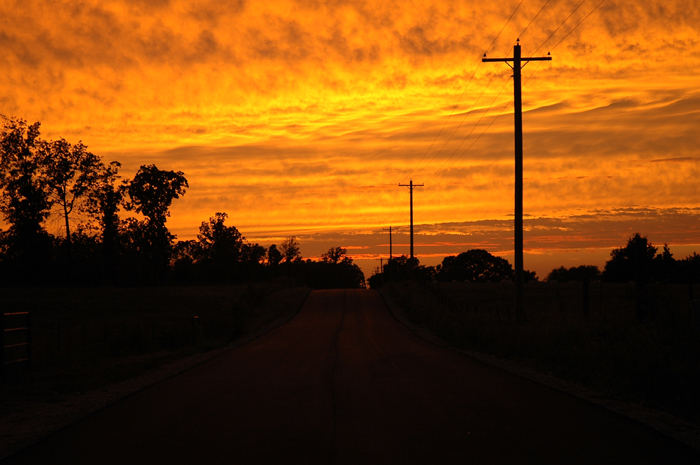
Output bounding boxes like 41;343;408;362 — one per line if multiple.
482;56;551;63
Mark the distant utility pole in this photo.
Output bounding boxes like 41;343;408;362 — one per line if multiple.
398;180;424;259
383;226;393;259
482;39;551;321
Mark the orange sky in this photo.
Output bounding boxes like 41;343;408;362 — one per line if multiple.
1;0;699;278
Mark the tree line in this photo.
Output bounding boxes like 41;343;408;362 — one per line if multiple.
0;116;364;288
369;233;700;291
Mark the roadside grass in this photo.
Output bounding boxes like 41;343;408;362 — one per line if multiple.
0;281;308;400
382;280;700;423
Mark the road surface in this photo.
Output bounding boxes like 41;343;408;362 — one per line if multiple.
4;289;698;464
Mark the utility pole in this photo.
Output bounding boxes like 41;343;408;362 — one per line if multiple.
383;226;393;259
398;180;424;259
482;39;551;321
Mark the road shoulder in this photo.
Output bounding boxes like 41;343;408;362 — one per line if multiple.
379;288;700;454
0;289;310;461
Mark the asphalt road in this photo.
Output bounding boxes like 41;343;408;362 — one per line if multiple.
5;289;698;464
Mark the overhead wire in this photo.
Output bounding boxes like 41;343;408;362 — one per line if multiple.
517;0;555;42
416;0;558;176
410;73;507;174
531;0;588;54
402;0;609;239
548;0;607;51
382;0;606;203
426;77;512;176
488;0;526;52
406;0;525;174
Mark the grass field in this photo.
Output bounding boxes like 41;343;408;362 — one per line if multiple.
0;281;309;398
382;280;700;423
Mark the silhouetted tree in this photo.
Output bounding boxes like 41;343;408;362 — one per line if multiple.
172;239;202;265
122;164;188;281
280;236;301;263
652;243;676;282
59;226;102;283
84;161;122;277
301;259;365;288
380;255;435;283
367;272;383;289
437;249;514;282
678;252;700;299
123;164;188;226
322;246;350;264
0;117;52;274
267;244;282;267
242;242;266;265
197;212;245;264
603;233;657;283
523;269;539;282
604;233;661;320
171;239;202;282
547;265;601;282
41;138;103;259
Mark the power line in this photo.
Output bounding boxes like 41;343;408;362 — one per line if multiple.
425;77;512;175
442;89;513;171
487;0;525;54
518;0;555;41
532;0;588;54
419;0;553;175
411;74;509;174
549;0;607;50
413;0;527;171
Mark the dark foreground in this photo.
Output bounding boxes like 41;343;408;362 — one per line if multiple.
4;290;698;464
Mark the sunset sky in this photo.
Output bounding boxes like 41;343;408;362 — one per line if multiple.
1;0;699;278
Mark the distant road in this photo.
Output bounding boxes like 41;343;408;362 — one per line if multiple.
5;289;698;464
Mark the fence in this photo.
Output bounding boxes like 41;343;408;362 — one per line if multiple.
1;311;31;382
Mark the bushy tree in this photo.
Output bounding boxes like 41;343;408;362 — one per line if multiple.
122;164;188;281
267;244;282;266
678;253;700;298
84;161;122;273
242;242;266;265
652;244;676;282
123;164;188;225
40;138;103;256
603;233;657;283
197;212;245;264
322;246;350;264
437;249;513;282
375;255;435;285
280;236;301;263
171;239;202;281
547;265;601;282
0;117;52;268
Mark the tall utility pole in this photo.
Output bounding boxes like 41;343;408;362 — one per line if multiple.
398;180;424;259
482;39;551;321
383;226;393;259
